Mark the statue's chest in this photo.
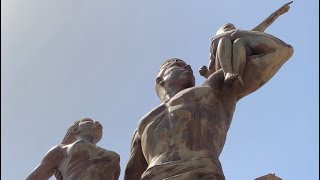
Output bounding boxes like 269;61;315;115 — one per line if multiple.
144;88;218;129
64;140;111;164
169;87;220;106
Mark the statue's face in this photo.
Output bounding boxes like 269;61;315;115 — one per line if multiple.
76;118;103;143
159;61;195;90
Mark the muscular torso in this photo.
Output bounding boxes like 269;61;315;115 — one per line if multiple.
57;140;120;180
138;86;236;179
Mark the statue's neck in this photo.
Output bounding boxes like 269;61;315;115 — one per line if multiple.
77;135;95;144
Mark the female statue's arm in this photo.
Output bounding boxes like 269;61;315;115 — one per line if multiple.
26;145;63;180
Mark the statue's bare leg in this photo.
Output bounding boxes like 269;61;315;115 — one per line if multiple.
216;37;238;84
232;38;246;86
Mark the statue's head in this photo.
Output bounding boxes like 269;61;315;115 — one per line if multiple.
216;23;236;35
61;118;103;145
156;58;195;102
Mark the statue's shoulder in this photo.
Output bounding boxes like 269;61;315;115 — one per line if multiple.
42;144;64;160
66;140;120;160
99;149;120;161
137;103;167;135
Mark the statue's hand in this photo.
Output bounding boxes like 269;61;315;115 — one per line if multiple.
230;29;240;37
199;65;208;77
278;1;293;15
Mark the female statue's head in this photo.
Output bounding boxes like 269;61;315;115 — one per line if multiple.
61;118;103;145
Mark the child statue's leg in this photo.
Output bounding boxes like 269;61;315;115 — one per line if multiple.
216;37;237;84
232;38;246;86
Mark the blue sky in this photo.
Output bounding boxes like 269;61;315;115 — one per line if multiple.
1;0;319;179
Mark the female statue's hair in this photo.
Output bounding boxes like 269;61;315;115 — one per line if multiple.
61;119;82;145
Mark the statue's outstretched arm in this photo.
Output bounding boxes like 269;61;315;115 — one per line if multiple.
252;1;293;32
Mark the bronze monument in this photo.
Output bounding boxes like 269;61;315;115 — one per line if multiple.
125;2;294;180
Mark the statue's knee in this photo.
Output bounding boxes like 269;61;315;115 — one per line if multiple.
233;38;245;51
233;38;244;46
218;37;232;47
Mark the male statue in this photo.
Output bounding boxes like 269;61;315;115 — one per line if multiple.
125;2;294;180
27;118;120;180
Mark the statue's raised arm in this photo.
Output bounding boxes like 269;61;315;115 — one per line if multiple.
252;1;293;32
204;30;293;100
200;1;294;87
201;1;294;100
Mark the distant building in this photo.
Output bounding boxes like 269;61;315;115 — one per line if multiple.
255;173;282;180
